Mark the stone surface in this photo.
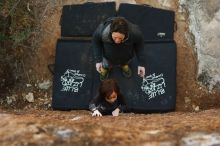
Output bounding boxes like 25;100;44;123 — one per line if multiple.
0;109;220;146
179;0;220;91
180;132;220;146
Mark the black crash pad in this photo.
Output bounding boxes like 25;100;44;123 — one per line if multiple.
92;41;176;112
60;2;116;37
118;3;175;42
52;40;176;112
52;39;94;110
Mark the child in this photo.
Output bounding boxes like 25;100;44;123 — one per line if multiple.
89;79;126;116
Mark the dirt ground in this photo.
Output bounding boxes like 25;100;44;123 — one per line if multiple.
0;0;220;145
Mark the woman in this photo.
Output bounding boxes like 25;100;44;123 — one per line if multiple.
92;17;146;81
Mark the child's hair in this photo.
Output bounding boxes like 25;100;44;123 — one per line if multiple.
110;17;128;38
99;79;120;99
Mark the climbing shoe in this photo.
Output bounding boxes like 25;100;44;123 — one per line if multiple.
121;65;132;78
100;68;109;81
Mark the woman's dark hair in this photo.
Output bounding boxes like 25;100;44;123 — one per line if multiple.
110;17;128;38
99;79;120;99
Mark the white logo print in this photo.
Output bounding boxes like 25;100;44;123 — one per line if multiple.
157;32;166;38
141;73;166;99
60;69;86;92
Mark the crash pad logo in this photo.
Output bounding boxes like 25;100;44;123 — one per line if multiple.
60;69;86;92
141;73;166;99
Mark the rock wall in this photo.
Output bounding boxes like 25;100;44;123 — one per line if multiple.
179;0;220;91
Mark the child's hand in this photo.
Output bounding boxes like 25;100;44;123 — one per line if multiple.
112;108;120;116
92;110;102;117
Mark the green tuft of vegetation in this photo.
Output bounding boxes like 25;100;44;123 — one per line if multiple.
0;0;34;48
10;29;32;48
0;33;9;41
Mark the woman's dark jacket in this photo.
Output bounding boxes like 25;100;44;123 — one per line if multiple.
92;17;145;66
89;93;127;115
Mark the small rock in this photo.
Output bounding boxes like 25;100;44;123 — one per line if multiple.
26;84;32;87
47;104;51;108
144;130;161;135
192;104;200;112
38;80;52;90
6;95;16;105
71;116;81;121
195;106;200;112
43;100;50;105
184;97;191;104
25;92;34;102
55;129;75;139
179;14;186;21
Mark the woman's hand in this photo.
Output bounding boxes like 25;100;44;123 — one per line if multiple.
96;62;102;73
92;110;102;117
138;66;145;78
